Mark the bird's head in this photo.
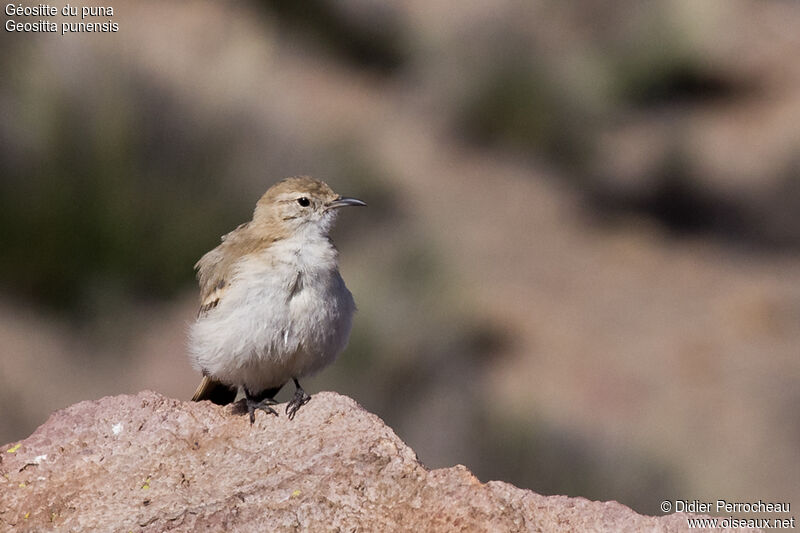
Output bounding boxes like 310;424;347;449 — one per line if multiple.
253;176;366;237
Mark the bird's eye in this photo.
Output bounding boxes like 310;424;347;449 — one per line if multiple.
297;197;310;207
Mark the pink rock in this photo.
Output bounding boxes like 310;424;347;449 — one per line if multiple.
0;391;744;532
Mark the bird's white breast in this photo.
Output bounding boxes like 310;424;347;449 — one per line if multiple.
188;232;356;393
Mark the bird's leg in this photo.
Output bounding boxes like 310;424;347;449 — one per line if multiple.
286;378;311;420
244;386;279;424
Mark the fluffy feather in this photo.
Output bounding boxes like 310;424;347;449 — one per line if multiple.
188;176;359;404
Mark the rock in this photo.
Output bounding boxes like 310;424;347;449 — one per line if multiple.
0;391;744;532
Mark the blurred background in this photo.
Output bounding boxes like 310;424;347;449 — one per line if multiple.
1;0;799;516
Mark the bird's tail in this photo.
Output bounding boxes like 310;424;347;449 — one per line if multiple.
191;376;238;405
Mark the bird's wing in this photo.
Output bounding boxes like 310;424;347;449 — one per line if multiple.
191;221;278;403
195;251;226;319
194;222;253;318
197;278;226;318
194;221;283;318
191;223;268;405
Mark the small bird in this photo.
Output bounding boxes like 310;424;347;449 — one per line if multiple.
188;176;365;422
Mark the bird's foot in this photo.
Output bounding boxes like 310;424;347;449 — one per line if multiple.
286;379;311;420
246;398;278;424
244;387;279;424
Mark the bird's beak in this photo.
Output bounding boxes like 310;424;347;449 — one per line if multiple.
327;197;367;209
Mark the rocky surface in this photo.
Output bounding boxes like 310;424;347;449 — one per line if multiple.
0;391;744;532
2;0;800;515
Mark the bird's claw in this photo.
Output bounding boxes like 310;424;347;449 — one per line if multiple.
286;388;311;420
246;398;278;424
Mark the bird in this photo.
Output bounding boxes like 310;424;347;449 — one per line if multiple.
188;176;366;422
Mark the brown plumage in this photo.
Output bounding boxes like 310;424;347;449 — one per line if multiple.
194;177;335;318
189;177;347;406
